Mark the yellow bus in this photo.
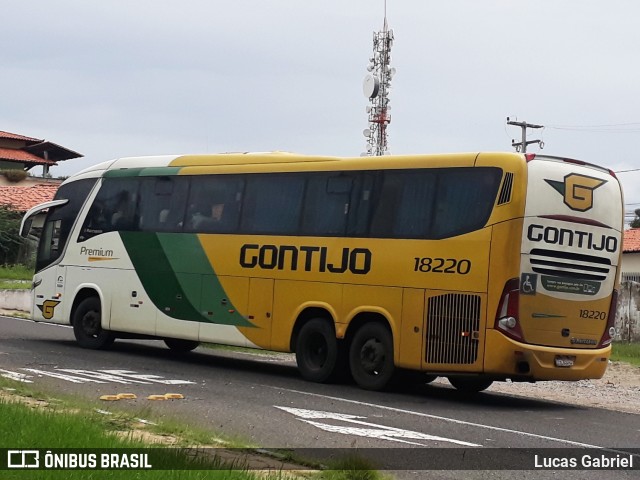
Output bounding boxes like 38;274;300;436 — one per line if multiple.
20;151;623;392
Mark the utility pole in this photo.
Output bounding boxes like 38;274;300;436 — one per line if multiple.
506;117;544;153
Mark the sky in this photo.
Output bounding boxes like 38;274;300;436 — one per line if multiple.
3;0;640;221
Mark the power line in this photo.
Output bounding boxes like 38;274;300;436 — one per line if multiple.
547;123;640;133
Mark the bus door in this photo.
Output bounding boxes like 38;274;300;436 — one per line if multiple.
24;200;71;324
241;277;274;349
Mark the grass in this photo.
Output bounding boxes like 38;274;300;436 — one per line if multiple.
315;457;387;480
0;264;33;281
0;399;261;479
0;279;31;289
610;341;640;367
0;378;381;480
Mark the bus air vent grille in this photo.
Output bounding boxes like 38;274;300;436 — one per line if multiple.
497;172;514;205
529;248;610;281
425;293;481;365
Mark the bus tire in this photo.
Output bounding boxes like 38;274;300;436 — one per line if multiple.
448;376;493;393
164;338;200;353
349;322;395;391
72;297;115;349
424;374;437;384
295;318;338;383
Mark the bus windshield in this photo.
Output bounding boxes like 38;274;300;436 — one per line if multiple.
34;178;96;272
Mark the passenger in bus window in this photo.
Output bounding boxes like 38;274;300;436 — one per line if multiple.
190;201;224;231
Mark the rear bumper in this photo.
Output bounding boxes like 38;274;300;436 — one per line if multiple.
484;329;610;381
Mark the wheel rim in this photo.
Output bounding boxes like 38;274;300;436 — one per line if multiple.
359;338;386;375
305;332;328;370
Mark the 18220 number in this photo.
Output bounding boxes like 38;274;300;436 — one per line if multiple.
413;257;471;274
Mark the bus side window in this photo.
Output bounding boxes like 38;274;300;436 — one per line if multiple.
240;174;304;235
138;176;188;232
184;175;244;233
347;172;374;237
79;178;139;241
301;174;353;236
369;170;436;238
431;168;501;239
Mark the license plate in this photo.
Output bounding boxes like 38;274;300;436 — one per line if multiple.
554;356;575;368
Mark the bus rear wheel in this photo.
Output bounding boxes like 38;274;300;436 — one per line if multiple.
164;338;200;353
448;376;493;393
72;297;114;349
349;322;395;391
295;318;338;383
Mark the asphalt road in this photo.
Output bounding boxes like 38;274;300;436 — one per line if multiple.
1;315;638;479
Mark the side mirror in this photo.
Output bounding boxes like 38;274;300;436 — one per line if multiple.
20;199;68;237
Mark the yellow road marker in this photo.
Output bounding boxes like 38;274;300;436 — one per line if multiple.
99;395;120;401
164;393;184;399
116;393;137;399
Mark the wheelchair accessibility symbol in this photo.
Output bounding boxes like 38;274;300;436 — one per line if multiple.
520;274;538;295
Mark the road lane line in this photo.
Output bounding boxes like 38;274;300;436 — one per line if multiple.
276;406;481;447
2;316;72;329
262;385;619;450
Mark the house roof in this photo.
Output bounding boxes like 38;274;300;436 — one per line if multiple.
0;147;56;165
0;130;42;143
24;141;82;162
0;130;81;170
0;183;59;212
624;228;640;253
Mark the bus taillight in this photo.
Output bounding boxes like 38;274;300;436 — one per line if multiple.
495;278;525;341
598;289;619;348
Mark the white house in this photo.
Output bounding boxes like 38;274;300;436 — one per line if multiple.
622;229;640;282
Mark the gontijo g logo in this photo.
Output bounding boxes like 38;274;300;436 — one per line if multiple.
545;173;606;212
37;299;60;320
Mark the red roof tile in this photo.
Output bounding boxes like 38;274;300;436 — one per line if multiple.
0;130;42;142
0;184;59;212
624;229;640;253
0;147;56;165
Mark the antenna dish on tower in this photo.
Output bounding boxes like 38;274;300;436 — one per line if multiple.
363;75;380;99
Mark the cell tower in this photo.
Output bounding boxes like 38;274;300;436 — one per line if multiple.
362;2;395;156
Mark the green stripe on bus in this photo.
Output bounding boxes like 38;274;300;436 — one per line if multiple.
119;231;253;327
104;167;182;178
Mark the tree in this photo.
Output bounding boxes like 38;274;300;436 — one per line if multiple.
0;204;25;264
631;209;640;229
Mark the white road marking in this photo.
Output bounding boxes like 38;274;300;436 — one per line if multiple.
264;385;608;449
0;367;195;385
276;406;480;447
3;316;72;328
99;370;195;385
21;368;104;384
0;368;33;383
59;369;154;384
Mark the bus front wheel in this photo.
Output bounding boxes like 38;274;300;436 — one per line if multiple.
164;338;200;353
448;376;493;393
349;322;395;391
295;318;338;383
72;297;114;349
